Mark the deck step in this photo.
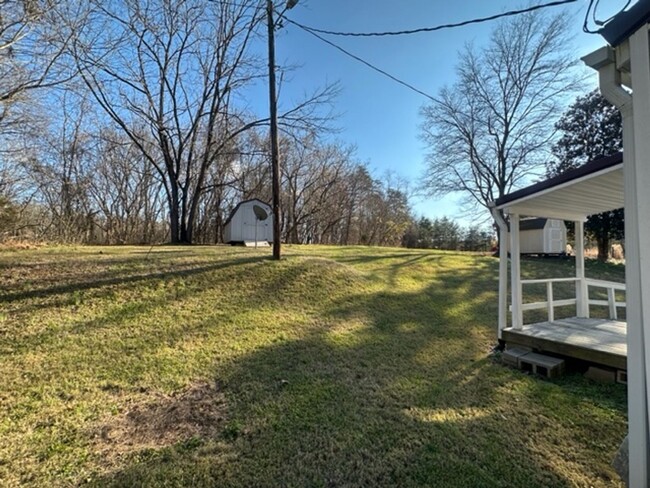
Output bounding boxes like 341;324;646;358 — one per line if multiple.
517;352;565;378
502;347;532;367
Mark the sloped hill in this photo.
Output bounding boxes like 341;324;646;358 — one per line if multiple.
0;245;627;487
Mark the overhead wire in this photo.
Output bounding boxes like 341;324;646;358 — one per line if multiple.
583;0;599;32
583;0;632;33
284;18;441;103
282;0;583;104
593;0;632;25
285;0;578;38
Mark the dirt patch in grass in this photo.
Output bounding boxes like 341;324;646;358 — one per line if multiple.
93;381;227;464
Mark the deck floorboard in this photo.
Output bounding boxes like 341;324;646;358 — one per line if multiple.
503;317;627;369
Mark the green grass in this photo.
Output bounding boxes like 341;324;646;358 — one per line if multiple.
0;245;627;487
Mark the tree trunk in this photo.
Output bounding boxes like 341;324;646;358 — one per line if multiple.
169;208;180;244
597;235;610;262
180;220;190;244
169;186;181;244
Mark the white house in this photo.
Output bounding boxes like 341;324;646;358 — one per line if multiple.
223;199;274;244
585;8;650;483
489;1;650;481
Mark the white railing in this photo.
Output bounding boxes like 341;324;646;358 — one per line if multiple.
510;278;626;322
585;278;627;320
516;278;579;322
510;277;626;323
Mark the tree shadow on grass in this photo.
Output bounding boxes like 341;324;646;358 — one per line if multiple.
85;254;625;488
326;251;435;264
0;256;266;312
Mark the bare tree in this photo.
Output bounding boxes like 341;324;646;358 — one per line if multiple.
23;91;96;242
72;0;335;244
0;0;76;133
282;135;353;244
89;129;167;244
420;10;579;225
0;0;80;229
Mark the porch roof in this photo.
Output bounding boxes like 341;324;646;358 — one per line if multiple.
492;153;624;221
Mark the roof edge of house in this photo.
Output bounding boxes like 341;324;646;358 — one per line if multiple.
494;152;623;209
600;0;650;47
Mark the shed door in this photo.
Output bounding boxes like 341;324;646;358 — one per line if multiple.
242;207;258;241
549;228;563;253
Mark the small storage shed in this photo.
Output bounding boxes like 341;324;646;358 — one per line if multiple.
516;218;567;255
223;199;273;244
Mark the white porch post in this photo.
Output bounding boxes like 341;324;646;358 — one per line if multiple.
498;223;509;338
626;25;650;487
510;214;523;330
546;281;555;322
490;207;510;340
575;220;589;318
588;30;650;487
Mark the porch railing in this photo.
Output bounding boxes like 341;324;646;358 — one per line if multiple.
585;278;627;320
510;277;626;324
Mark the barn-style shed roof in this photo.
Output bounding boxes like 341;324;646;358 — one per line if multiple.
224;198;271;226
505;218;552;232
519;218;547;231
493;152;623;220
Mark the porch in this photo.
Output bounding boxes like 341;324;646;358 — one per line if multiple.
506;274;627;368
490;153;627;370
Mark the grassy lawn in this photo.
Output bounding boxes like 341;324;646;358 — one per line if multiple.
0;245;627;487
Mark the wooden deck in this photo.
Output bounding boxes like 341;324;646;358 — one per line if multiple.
502;317;627;370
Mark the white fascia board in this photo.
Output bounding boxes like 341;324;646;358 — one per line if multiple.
502;205;587;222
495;164;623;212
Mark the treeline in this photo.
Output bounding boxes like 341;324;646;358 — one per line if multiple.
403;217;494;252
2;129;494;249
0;0;415;246
1;125;415;246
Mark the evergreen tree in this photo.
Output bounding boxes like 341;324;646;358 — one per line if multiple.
548;90;624;262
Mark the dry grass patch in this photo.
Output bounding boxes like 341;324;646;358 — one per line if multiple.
93;381;227;467
0;238;45;251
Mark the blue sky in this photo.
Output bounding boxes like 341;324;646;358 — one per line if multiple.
252;1;621;225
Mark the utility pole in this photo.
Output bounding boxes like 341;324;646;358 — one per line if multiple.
267;0;281;260
267;0;298;260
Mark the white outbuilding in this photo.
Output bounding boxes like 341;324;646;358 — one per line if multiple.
512;218;567;255
223;199;274;244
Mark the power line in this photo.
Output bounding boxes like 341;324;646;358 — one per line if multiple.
286;18;441;103
286;0;578;38
283;0;587;103
583;0;632;34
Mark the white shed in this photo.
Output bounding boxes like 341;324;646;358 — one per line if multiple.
223;199;274;244
513;218;567;255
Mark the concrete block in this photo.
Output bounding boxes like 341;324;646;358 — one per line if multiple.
518;352;565;378
616;370;628;385
584;366;616;384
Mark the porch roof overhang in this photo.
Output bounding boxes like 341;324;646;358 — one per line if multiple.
491;152;624;221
